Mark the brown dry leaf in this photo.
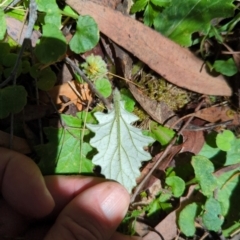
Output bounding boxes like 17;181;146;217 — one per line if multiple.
129;84;178;126
6;17;41;47
39;81;92;112
0;130;31;154
193;105;240;126
66;0;231;96
181;130;205;154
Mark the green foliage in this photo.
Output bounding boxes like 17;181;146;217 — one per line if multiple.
0;86;27;118
81;54;112;97
165;176;185;197
0;9;6;40
178;203;199;237
149;121;175;146
202;197;223;231
191;155;218;197
154;0;235;46
95;78;112;98
213;58;238;77
36;112;94;175
120;88;136;112
178;130;240;237
35;24;67;64
216;130;235;151
86;89;154;192
131;0;171;26
69;15;99;54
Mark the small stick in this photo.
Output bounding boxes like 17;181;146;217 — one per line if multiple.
130;99;205;203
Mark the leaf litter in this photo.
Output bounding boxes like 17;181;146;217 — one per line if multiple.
2;0;240;239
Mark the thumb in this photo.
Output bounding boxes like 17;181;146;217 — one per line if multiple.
44;181;130;240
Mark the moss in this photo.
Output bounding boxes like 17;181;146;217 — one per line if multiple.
133;70;191;111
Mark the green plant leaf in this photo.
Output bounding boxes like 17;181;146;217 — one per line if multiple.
178;203;198;237
151;0;171;7
95;78;112;98
143;3;155;26
120;88;135;112
35;24;67;64
36;114;94;175
86;89;154;192
0;9;6;40
191;155;218;197
202;197;223;231
131;0;148;14
36;67;57;90
149;121;175;146
0;86;27;118
226;138;240;165
216;130;235;152
69;15;99;54
213;58;238;77
165;176;185;197
36;0;61;27
154;0;235;46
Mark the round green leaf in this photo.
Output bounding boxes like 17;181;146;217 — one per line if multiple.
37;67;57;90
178;203;198;237
213;58;238;77
69;15;99;54
202;197;223;231
120;88;135;112
35;24;67;64
165;176;185;197
216;130;235;151
95;78;112;98
0;86;27;118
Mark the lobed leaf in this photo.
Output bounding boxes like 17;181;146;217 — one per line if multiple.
154;0;235;46
165;176;185;197
86;89;154;192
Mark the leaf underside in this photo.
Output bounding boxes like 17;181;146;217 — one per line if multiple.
87;89;154;192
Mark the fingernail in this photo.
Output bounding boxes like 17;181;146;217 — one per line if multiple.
99;183;130;221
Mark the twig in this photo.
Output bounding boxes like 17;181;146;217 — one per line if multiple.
130;99;205;203
0;0;37;88
65;57;112;110
3;0;22;11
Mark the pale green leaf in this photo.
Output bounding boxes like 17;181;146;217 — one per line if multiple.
35;24;67;64
36;115;94;175
95;78;112;98
154;0;235;46
178;203;198;237
86;89;154;192
0;9;6;40
131;0;148;14
216;130;235;152
226;138;240;165
191;155;218;197
165;176;185;197
69;15;99;54
213;58;238;77
0;86;27;118
202;197;223;231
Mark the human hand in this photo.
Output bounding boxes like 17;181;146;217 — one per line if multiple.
0;147;140;240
